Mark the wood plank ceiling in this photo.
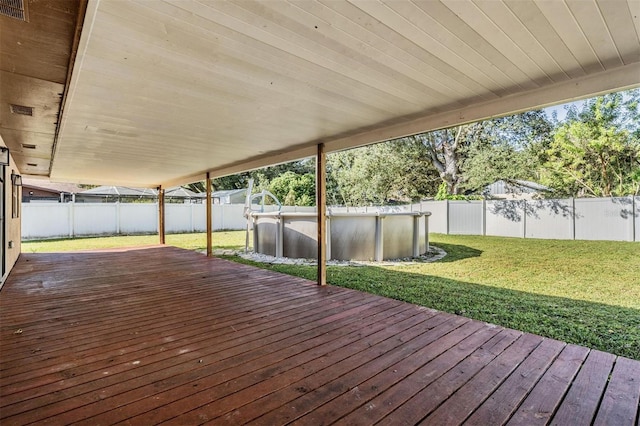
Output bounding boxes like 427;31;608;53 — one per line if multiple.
0;0;82;176
2;0;639;187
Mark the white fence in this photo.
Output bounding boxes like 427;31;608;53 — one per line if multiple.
420;197;639;242
22;197;639;242
22;202;247;240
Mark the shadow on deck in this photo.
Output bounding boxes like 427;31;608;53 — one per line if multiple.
1;246;638;425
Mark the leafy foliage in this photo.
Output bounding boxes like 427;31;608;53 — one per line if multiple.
327;141;439;206
540;90;640;197
268;171;315;206
434;182;480;200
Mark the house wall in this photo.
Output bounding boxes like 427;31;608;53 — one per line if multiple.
1;150;22;287
22;185;61;202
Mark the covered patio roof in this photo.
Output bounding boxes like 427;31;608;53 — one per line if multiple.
1;0;639;187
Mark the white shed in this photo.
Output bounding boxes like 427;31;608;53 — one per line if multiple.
212;189;247;205
484;180;550;200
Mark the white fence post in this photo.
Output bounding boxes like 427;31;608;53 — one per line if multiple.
116;202;121;235
481;199;486;236
572;197;576;240
190;203;196;232
326;216;332;260
633;197;640;241
523;200;527;239
446;200;450;235
69;202;74;238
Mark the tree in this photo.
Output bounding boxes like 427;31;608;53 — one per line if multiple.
540;90;640;197
400;110;552;195
327;141;439;206
405;126;470;195
462;110;552;193
268;171;315;206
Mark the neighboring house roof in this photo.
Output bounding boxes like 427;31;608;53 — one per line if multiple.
80;186;157;196
165;187;199;198
212;189;246;198
511;180;550;192
79;186;199;197
22;178;84;195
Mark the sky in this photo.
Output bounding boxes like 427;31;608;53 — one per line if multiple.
543;88;638;122
543;100;582;122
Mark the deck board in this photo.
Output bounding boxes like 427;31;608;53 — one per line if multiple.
548;348;611;426
1;246;638;425
510;347;612;426
593;357;640;426
464;338;567;425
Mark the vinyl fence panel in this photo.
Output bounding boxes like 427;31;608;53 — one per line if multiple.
485;200;524;238
21;197;639;242
420;201;448;233
574;197;634;241
73;203;118;236
192;204;206;232
525;199;574;240
22;203;71;239
448;201;483;235
212;203;246;230
119;204;157;234
166;204;194;233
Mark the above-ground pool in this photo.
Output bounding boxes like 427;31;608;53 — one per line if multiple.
250;210;431;261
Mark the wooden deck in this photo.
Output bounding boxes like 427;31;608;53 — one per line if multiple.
1;246;638;425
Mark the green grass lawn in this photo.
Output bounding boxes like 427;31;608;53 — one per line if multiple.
22;232;640;359
22;231;245;253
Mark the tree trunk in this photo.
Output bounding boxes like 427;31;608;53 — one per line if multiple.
413;128;465;196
